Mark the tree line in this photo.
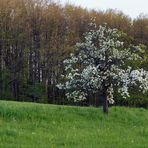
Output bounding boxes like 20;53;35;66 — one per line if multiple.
0;0;148;107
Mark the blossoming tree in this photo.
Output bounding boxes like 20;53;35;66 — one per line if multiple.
57;23;148;113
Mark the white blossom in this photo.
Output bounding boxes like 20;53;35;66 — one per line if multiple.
57;23;148;103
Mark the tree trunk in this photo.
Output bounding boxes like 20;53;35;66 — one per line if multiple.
102;81;109;114
29;49;34;84
0;39;3;93
12;79;19;101
103;93;108;114
47;78;52;104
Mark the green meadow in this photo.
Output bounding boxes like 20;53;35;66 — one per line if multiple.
0;101;148;148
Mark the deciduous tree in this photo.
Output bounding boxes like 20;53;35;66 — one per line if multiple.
57;23;148;113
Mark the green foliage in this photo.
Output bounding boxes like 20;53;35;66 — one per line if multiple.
115;94;148;108
0;70;14;100
114;87;148;108
0;101;148;148
20;83;47;103
129;93;148;107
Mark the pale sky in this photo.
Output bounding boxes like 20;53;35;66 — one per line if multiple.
59;0;148;19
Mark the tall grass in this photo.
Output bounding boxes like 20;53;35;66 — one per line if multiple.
0;101;148;148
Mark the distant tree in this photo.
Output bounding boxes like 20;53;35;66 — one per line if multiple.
57;23;148;113
132;15;148;46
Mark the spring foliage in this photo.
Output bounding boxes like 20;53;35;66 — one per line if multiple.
57;23;148;104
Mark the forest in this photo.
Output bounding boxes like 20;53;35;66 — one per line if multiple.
0;0;148;107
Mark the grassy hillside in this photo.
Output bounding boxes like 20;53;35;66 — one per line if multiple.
0;101;148;148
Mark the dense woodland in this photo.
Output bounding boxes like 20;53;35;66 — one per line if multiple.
0;0;148;107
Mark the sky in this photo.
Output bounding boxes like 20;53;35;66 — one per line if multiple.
59;0;148;19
